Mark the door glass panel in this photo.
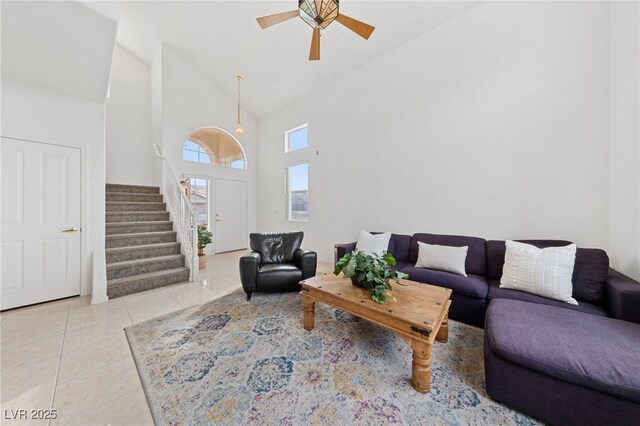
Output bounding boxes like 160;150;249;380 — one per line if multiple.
185;177;209;227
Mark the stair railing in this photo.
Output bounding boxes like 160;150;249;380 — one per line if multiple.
153;144;199;281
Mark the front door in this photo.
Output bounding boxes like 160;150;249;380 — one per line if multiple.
214;179;247;253
1;138;82;310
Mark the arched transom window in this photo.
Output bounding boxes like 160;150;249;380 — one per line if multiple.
183;128;246;170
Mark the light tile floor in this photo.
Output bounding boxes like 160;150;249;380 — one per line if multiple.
0;251;333;425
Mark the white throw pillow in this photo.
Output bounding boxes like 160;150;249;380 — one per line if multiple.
500;241;578;305
355;230;391;256
415;242;468;277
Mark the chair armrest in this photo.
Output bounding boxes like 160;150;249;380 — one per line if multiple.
239;252;261;294
607;268;640;324
294;248;317;280
334;242;357;264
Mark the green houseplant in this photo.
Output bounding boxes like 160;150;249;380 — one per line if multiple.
197;225;213;269
334;250;408;303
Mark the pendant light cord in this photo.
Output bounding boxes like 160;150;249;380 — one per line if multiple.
237;75;242;123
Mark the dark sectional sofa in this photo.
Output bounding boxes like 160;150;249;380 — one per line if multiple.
335;232;640;426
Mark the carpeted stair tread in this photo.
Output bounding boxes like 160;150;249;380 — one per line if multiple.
106;242;181;263
106;221;173;235
106;231;176;240
106;202;167;212
106;211;170;223
106;254;185;280
106;183;160;194
105;231;178;249
106;254;184;270
107;267;190;298
106;192;164;202
108;266;190;285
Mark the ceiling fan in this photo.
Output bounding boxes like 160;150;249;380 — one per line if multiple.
256;0;375;61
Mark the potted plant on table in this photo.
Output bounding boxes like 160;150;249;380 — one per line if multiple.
334;250;408;303
197;225;213;270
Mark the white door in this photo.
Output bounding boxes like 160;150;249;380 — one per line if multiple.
1;138;81;310
214;179;247;253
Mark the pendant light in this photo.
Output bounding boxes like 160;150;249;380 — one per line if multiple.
235;75;244;137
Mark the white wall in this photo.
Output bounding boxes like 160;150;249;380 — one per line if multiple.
159;46;258;251
106;45;156;186
257;2;612;264
609;1;640;280
150;45;163;186
1;79;106;297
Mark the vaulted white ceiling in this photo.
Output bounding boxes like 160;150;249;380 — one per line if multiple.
1;1;118;103
92;1;479;118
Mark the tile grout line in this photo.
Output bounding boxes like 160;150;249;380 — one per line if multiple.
78;386;147;423
165;289;186;310
49;355;141;423
121;296;135;325
47;302;71;426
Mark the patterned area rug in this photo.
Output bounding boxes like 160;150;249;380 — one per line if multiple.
125;289;537;426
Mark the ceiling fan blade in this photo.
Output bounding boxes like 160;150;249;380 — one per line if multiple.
256;10;299;29
309;28;320;61
335;13;375;40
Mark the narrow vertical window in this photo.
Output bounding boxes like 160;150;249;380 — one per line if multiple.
184;177;209;226
285;124;308;153
287;163;309;221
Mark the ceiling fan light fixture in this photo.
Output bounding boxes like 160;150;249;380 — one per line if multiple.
299;0;339;29
256;0;374;61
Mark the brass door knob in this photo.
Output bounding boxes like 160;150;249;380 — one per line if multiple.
62;227;78;233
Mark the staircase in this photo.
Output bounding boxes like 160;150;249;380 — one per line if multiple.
105;183;190;298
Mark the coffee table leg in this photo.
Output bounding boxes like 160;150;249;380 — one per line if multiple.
303;295;315;331
436;309;449;343
410;341;433;393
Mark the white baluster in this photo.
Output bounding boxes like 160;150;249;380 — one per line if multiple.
153;144;199;281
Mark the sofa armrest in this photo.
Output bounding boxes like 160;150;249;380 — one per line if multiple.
334;242;357;264
607;268;640;324
239;252;261;294
294;248;317;280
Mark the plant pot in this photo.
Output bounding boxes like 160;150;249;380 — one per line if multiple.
351;276;369;288
197;246;205;256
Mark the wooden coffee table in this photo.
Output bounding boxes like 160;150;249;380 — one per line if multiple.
300;274;452;393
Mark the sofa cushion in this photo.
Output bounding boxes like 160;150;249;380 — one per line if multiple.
416;242;468;276
572;248;609;304
365;233;411;263
486;240;609;304
488;279;607;317
500;241;578;305
356;230;391;255
400;266;488;298
393;261;411;271
486;240;573;279
486;299;640;404
409;233;487;276
390;234;411;263
250;232;303;264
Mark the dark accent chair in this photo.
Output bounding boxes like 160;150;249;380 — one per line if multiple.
240;231;317;301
